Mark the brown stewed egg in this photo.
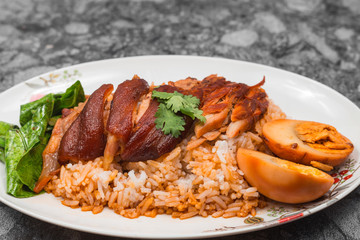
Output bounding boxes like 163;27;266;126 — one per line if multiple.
262;119;354;167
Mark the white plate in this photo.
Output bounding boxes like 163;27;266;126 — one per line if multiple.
1;55;360;239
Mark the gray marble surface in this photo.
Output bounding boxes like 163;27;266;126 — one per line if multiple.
1;0;360;239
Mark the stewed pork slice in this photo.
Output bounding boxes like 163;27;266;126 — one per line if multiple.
194;75;269;139
103;76;149;169
194;75;235;138
168;77;201;91
58;84;114;164
34;102;86;193
121;85;194;162
227;78;268;137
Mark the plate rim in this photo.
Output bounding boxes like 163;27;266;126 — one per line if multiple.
0;55;360;239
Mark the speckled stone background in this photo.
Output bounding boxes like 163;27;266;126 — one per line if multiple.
1;0;360;239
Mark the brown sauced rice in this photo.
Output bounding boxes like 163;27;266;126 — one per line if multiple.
45;100;286;219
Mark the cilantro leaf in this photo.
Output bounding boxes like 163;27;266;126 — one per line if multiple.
152;90;206;137
154;103;185;138
183;94;200;106
180;107;206;123
165;95;185;113
151;91;174;100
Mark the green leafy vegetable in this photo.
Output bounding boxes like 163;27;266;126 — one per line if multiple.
0;138;5;148
48;116;61;127
20;80;85;126
3;80;85;198
152;90;205;138
0;148;4;163
52;81;85;116
19;94;55;127
16;134;50;191
0;121;15;136
5;130;36;197
0;121;17;163
6;102;52;197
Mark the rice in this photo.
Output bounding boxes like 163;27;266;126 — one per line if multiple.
45;101;285;219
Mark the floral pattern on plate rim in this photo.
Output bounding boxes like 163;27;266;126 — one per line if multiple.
25;69;82;89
